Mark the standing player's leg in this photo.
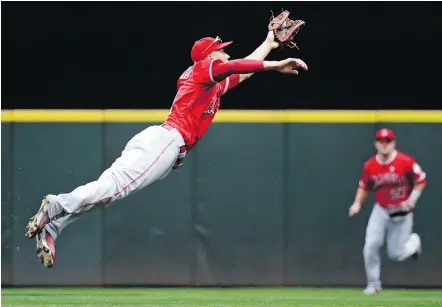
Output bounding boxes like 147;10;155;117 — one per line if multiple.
386;213;421;262
26;125;184;267
363;204;388;294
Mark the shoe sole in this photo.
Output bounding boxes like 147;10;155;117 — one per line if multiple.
25;199;49;239
36;232;55;268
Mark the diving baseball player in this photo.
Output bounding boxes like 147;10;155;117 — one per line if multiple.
25;31;308;268
349;128;426;294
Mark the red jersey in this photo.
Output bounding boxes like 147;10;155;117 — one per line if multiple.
358;150;427;207
164;58;241;150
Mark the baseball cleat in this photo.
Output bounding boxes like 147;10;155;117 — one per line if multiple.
36;228;55;268
411;233;422;260
25;196;51;239
363;286;382;295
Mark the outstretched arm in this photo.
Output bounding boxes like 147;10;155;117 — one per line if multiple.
240;31;279;83
211;59;265;82
211;32;279;83
211;58;307;83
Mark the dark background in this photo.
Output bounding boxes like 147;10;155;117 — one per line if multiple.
2;1;442;110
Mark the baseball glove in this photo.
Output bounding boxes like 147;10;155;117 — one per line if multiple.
268;10;305;49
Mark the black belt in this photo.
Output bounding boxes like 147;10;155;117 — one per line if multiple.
389;210;412;218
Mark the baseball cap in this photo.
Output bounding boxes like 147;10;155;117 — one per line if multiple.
376;128;395;140
191;36;233;63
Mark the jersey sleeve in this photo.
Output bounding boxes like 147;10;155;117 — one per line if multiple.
358;162;371;190
193;58;264;85
219;74;240;96
193;58;222;85
409;158;427;185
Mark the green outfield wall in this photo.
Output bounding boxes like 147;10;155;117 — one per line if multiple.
2;110;442;287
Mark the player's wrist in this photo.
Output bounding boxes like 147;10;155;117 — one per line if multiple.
409;188;422;203
263;60;278;70
264;39;278;50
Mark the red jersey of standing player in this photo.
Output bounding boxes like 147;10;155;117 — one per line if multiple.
358;129;427;207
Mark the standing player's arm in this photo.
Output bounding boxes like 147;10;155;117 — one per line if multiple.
349;188;369;217
409;182;425;205
353;187;369;207
407;160;427;207
411;182;426;198
349;164;371;217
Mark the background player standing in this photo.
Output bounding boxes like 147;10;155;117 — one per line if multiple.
25;30;308;268
349;128;426;294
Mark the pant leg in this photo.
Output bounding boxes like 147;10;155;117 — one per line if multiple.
44;126;180;239
386;213;418;261
363;204;389;288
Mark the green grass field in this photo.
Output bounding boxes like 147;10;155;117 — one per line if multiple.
2;287;442;307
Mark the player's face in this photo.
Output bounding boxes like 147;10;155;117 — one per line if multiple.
211;49;230;62
375;138;396;155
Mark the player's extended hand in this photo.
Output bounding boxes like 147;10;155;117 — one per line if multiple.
274;58;308;75
349;202;361;217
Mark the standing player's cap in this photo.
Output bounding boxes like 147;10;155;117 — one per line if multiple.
191;36;233;63
376;128;395;140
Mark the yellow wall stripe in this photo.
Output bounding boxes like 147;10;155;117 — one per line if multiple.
2;109;442;123
1;110;104;122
